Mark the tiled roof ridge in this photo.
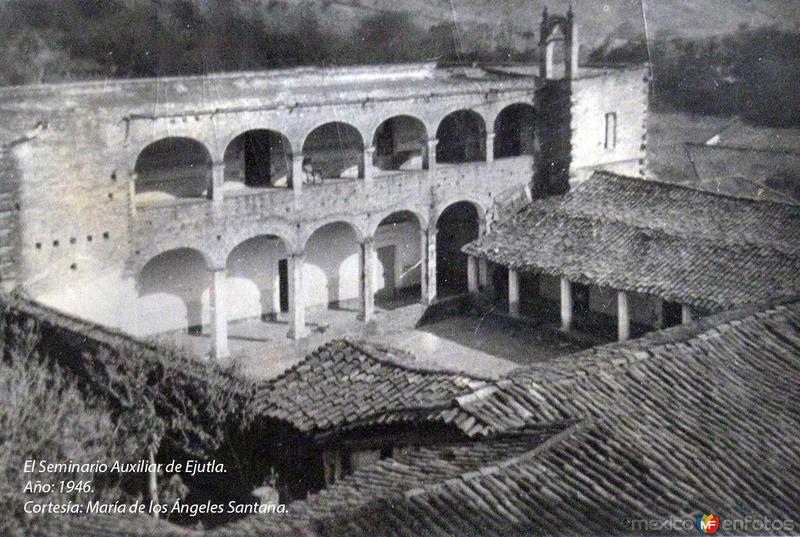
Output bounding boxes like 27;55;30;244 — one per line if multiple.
310;403;474;438
341;338;495;381
506;297;800;382
518;202;800;264
587;170;800;210
501;181;799;262
277;424;579;532
401;419;587;499
254;338;479;398
261;337;492;386
562;174;800;253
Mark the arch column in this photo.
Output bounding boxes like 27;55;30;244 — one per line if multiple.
291;154;304;196
363;146;375;183
271;274;282;321
209;266;230;362
212;161;225;206
287;251;308;339
682;304;692;324
424;138;438;172
485;132;496;163
359;237;376;322
420;227;437;305
467;256;479;293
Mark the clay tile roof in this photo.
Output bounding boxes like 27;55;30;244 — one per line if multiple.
210;427;562;537
251;339;538;438
31;513;197;537
44;299;800;536
464;172;800;310
234;299;800;537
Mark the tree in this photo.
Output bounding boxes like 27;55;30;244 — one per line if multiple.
0;318;130;535
84;343;247;518
353;12;426;64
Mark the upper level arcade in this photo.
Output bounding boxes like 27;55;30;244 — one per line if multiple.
0;10;649;355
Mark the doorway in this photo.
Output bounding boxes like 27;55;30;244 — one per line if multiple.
663;301;682;328
278;259;289;312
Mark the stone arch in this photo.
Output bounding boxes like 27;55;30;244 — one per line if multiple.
301;122;365;181
435;110;486;164
371;115;428;171
226;234;292;322
135;247;211;334
493;103;537;159
432;197;486;231
223;129;293;191
371;207;428;237
299;217;366;250
434;200;483;297
133;137;212;204
303;221;363;310
373;210;425;303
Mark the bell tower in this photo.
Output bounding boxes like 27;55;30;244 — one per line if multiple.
533;6;579;197
539;5;579;80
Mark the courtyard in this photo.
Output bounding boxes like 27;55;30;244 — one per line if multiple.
150;296;597;380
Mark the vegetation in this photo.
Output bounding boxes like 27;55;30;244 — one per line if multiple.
590;25;800;127
0;299;258;532
0;318;131;536
0;0;533;86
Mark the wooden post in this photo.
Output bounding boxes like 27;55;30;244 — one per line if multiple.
560;277;573;332
617;290;630;342
508;268;520;318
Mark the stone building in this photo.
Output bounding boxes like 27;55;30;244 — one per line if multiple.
0;9;647;361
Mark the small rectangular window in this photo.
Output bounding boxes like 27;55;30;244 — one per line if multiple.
604;112;617;149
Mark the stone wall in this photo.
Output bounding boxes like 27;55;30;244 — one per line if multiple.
0;144;21;289
35;155;527;335
570;67;649;183
0;61;648;336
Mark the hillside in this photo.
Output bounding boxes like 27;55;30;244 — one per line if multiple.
235;0;800;55
1;0;797;88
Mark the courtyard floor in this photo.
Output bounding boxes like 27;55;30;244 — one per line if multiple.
151;296;600;381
